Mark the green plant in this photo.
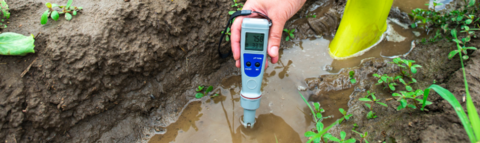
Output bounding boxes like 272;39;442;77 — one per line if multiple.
229;0;244;15
391;57;422;79
41;0;83;25
359;91;386;119
349;71;356;84
0;33;35;56
0;0;9;28
422;84;480;142
221;27;231;41
392;90;432;111
307;14;317;18
323;131;356;143
283;29;295;41
449;29;478;60
305;118;345;143
195;85;215;98
339;108;353;120
366;111;376;119
352;123;358;130
352;130;369;143
299;92;329;123
373;73;397;91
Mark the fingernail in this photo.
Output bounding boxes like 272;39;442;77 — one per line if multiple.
271;46;279;57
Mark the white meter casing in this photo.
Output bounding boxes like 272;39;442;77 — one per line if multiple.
240;18;270;128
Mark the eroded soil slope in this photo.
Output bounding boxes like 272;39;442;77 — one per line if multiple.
0;0;239;142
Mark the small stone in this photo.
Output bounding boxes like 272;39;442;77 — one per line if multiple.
297;86;307;91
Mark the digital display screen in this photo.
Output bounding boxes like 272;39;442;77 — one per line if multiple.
245;33;264;51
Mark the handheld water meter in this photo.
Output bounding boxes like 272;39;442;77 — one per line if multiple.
218;10;272;128
240;18;270;128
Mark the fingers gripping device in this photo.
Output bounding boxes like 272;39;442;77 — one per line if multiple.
218;10;272;128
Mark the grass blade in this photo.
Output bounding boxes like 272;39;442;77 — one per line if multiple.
421;88;431;110
466;92;480;140
427;84;477;142
299;92;317;121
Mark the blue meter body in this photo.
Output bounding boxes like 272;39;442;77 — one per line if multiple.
240;18;270;128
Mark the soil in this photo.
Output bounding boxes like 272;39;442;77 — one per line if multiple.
1;0;239;142
1;0;479;143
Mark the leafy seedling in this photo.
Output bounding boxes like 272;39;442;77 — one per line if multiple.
352;130;369;143
221;27;232;41
283;29;295;41
366;111;377;119
352;123;358;130
41;0;83;25
393;90;432;111
229;0;244;15
349;71;356;84
305;118;345;143
299;92;330;123
449;29;478;60
195;85;216;99
323;131;356;143
359;91;388;107
391;57;422;78
0;0;10;28
339;108;353;121
373;73;397;91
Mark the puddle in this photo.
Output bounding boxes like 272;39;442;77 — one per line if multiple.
393;0;455;12
149;2;425;143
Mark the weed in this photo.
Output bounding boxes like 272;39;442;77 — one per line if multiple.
352;123;358;130
298;92;330;123
41;0;83;25
221;27;231;41
448;29;478;60
0;0;9;28
306;14;317;18
359;91;386;119
422;84;480;142
391;57;422;79
349;71;356;84
392;90;432;111
339;108;353;121
283;29;295;41
323;131;356;143
229;0;243;15
195;85;216;98
352;130;369;143
373;73;397;91
304;118;345;143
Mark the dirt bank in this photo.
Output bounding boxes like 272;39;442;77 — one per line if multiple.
0;0;239;142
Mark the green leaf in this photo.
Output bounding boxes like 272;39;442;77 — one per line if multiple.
316;122;324;131
411;23;416;28
367;111;375;119
195;93;204;99
314;102;320;111
463;55;469;60
449;50;459;59
66;0;73;8
211;94;220;97
345;114;353;120
406;86;412;91
52;3;59;8
451;29;458;38
392;93;401;97
51;11;59;21
284;29;288;32
228;11;235;15
225;36;229;42
373;73;381;78
316;113;323;119
399;78;406;85
365;103;371;109
411;65;422;74
41;10;50;25
340;131;346;140
407;104;417;109
0;33;36;56
205;86;213;94
73;10;77;16
468;0;476;7
46;2;52;8
376;102;388;107
359;98;372;102
65;13;72;21
400;99;407;108
197;86;204;92
350;79;356;84
324;134;340;142
389;84;396;91
78;7;83;10
339;108;346;114
457;16;464;21
464;47;477;50
345;138;357;143
305;131;316;137
299;92;317;121
416;99;432;105
285;36;290;41
307;118;345;143
290;33;294;38
466;19;473;24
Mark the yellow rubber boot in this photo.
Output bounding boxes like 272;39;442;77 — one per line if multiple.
329;0;393;59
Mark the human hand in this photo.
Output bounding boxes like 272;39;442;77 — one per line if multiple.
230;0;306;68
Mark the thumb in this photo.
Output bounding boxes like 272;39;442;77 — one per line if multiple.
267;20;284;64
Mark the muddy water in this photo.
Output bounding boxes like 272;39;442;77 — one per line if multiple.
393;0;455;12
149;2;426;143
